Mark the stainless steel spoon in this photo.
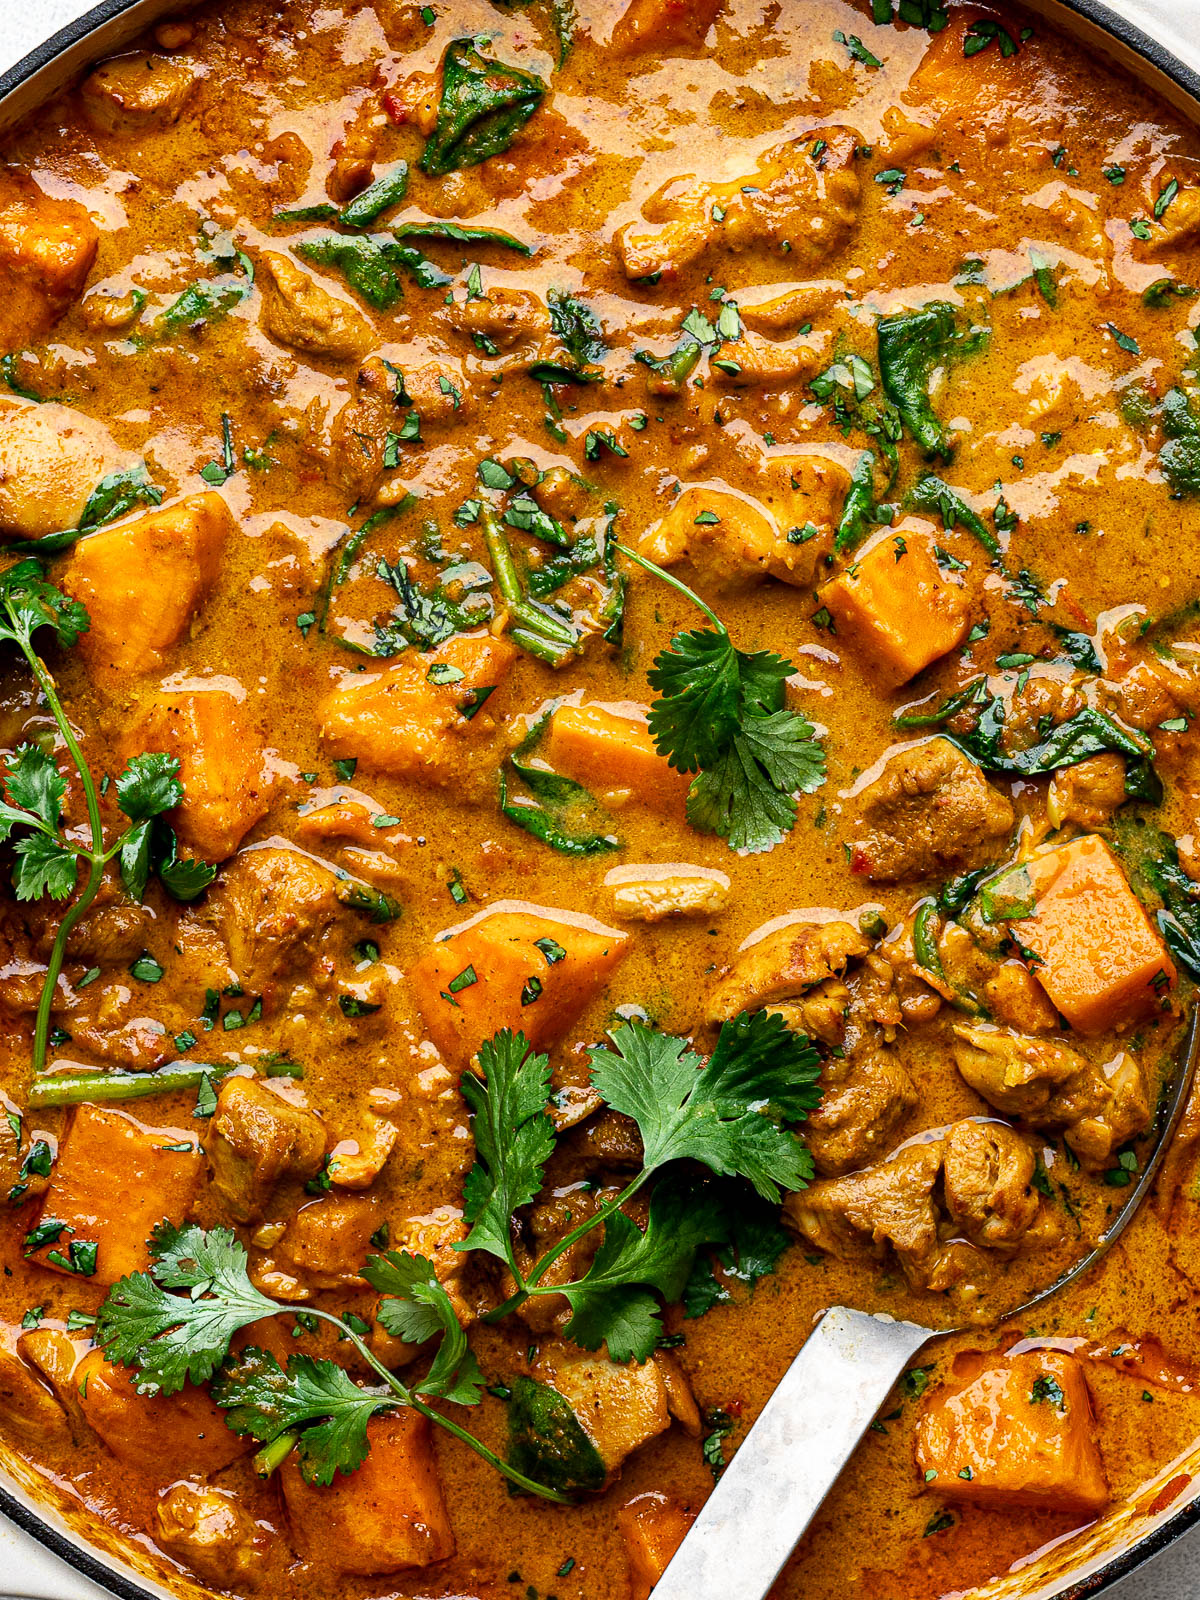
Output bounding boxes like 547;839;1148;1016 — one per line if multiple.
653;1010;1200;1600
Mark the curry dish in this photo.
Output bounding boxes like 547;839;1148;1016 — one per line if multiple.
4;0;1200;1596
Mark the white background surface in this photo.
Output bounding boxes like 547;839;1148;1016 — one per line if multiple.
1;0;1200;1596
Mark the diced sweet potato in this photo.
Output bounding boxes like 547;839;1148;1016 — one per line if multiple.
318;634;516;784
28;1105;202;1286
409;906;628;1066
0;173;98;352
75;1348;249;1478
124;686;272;860
1012;835;1175;1034
0;401;138;540
819;525;971;685
280;1410;454;1574
61;493;230;676
610;0;723;53
914;1348;1109;1515
618;1492;695;1599
639;486;817;588
544;702;690;810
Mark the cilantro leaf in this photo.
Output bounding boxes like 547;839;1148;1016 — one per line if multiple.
588;1012;819;1202
13;832;79;902
646;627;742;771
211;1347;396;1484
683;1186;792;1318
0;561;90;651
95;1221;278;1394
458;1030;556;1264
363;1250;484;1405
4;743;65;831
115;752;184;821
686;711;825;852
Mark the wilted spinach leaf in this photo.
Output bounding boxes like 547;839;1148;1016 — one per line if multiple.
421;42;547;177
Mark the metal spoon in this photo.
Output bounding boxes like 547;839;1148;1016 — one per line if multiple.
653;1010;1200;1600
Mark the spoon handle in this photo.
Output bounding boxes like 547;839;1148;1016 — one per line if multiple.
653;1307;931;1600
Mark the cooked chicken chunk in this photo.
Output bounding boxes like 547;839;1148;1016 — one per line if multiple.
616;126;861;280
371;1207;474;1368
207;1077;326;1224
850;739;1015;882
941;1119;1038;1252
952;1024;1152;1168
610;0;723;53
273;1193;381;1289
0;402;138;540
0;1342;73;1446
0;174;98;351
258;250;374;361
706;919;870;1023
329;356;407;500
81;53;198;135
155;1483;261;1589
1047;753;1126;830
202;845;345;992
805;1043;918;1176
446;285;550;351
609;868;729;922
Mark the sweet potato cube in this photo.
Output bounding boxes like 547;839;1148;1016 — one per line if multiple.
28;1105;202;1286
318;634;516;784
75;1349;250;1478
618;1492;696;1599
62;493;230;676
610;0;723;53
545;702;690;810
915;1348;1109;1515
124;686;272;861
409;906;627;1066
0;173;98;351
1013;834;1175;1034
280;1410;454;1574
819;525;971;685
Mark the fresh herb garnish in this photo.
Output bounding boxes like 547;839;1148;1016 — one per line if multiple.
420;41;546;177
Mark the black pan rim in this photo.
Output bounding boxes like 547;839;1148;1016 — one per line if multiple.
0;0;1197;1596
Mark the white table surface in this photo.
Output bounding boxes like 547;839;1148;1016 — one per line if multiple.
2;0;1200;1596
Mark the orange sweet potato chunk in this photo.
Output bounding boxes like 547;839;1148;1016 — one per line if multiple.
819;525;971;685
915;1348;1109;1515
409;907;628;1066
618;1491;695;1599
29;1105;202;1286
610;0;723;53
1013;834;1175;1034
280;1411;454;1574
318;634;516;784
62;493;230;676
75;1349;250;1478
125;685;272;861
545;702;691;811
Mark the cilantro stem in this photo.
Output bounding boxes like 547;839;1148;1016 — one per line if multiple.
613;541;725;631
28;1060;231;1108
254;1430;299;1477
16;637;105;1078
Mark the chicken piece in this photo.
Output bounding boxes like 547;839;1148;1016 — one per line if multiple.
1047;753;1126;830
942;1119;1038;1251
318;635;516;786
0;174;98;351
280;1411;453;1574
0;1339;72;1446
0;402;138;540
706;919;870;1023
124;686;272;861
850;739;1015;883
27;1105;202;1286
915;1348;1109;1515
155;1483;262;1590
618;1493;695;1600
607;864;730;922
258;250;374;362
709;329;828;389
273;1193;381;1289
544;702;692;810
610;0;722;53
805;1044;918;1177
1103;658;1190;732
204;844;345;994
327;1105;399;1190
820;526;972;687
784;1138;945;1288
409;905;628;1067
909;11;1067;148
61;493;230;676
371;1207;473;1367
329;356;407;501
531;1342;700;1484
80;53;198;135
75;1349;250;1478
445;286;550;352
1143;184;1200;254
639;484;827;590
615;127;861;281
402;360;474;428
17;1328;85;1430
983;959;1060;1035
952;1025;1152;1169
207;1077;326;1224
511;1185;615;1335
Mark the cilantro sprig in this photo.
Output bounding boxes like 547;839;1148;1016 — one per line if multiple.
94;1221;562;1500
471;1015;821;1360
616;544;826;852
0;564;216;1072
